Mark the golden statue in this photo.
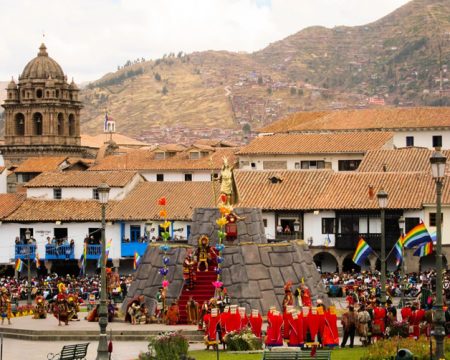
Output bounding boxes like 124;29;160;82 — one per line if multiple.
219;157;234;204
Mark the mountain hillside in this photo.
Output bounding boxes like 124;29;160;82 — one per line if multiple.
5;0;450;144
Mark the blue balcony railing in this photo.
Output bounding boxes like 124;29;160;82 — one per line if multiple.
15;244;36;260
86;244;101;259
45;244;74;260
121;242;148;257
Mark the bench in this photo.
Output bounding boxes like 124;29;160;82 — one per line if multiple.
47;343;90;360
262;349;331;360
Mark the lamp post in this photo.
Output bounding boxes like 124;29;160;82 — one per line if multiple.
398;216;405;308
377;189;388;304
430;150;447;360
25;228;32;306
96;183;110;360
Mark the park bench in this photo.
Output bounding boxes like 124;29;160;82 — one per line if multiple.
47;343;90;360
262;349;331;360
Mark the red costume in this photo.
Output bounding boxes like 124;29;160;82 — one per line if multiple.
224;307;241;333
265;311;283;347
239;308;248;330
409;308;425;339
307;309;320;342
249;311;263;338
287;312;304;347
283;310;293;340
401;306;412;322
322;308;339;347
301;286;312;307
204;310;221;347
372;306;387;339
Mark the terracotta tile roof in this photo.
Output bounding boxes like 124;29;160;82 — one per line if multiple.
89;147;239;171
234;170;333;210
0;166;5;174
193;139;238;147
259;111;329;133
154;144;187;152
14;157;67;173
358;148;450;173
81;133;150;148
4;199;118;222
237;132;393;155
0;194;26;219
258;107;450;134
235;170;450;210
25;171;140;188
110;182;219;220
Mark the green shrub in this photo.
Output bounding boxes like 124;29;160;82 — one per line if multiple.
139;331;189;360
224;329;263;351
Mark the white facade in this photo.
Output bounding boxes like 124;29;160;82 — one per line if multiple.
238;153;365;172
304;211;336;247
393;130;450;149
141;171;213;182
423;205;450;245
26;174;142;200
0;168;7;194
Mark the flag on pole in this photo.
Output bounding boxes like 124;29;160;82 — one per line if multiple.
35;253;41;268
15;258;23;272
352;238;373;266
413;241;433;257
98;239;112;268
79;242;87;276
324;233;331;247
104;112;109;132
392;236;404;266
133;252;141;270
402;222;432;249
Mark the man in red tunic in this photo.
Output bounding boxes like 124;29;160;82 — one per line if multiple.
204;308;221;349
372;301;387;340
225;305;241;333
287;310;304;347
409;304;425;339
322;306;339;347
401;303;412;322
265;309;283;347
249;309;263;338
238;307;248;330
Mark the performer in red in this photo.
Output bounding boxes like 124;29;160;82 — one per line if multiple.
265;309;283;347
225;305;241;333
288;310;304;347
282;282;294;312
238;307;248;330
301;284;312;308
307;307;320;343
317;305;326;345
249;309;263;338
322;306;339;347
401;303;412;322
302;307;311;343
372;301;387;340
283;306;294;340
53;293;69;326
409;304;425;339
204;308;221;350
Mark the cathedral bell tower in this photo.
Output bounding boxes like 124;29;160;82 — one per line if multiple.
2;43;83;149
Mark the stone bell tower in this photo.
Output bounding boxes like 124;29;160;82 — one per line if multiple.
1;43;93;162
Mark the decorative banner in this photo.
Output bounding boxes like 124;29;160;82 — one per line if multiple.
158;197;171;289
214;194;230;296
133;251;141;270
352;237;373;266
402;222;432;249
15;258;23;272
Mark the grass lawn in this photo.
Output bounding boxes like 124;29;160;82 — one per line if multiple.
189;347;366;360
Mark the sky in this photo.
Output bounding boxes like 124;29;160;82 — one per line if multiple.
0;0;410;83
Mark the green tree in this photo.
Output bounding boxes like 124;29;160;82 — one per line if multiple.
154;73;161;81
290;87;297;95
242;123;251;134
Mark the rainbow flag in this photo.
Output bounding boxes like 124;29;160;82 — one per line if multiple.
392;236;404;266
79;243;87;276
352;238;372;266
403;222;432;249
413;241;433;257
97;239;112;268
35;253;41;268
15;258;23;272
133;252;141;270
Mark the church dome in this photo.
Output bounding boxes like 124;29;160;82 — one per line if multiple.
20;43;65;81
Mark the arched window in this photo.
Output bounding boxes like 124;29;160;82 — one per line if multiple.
57;113;64;136
33;113;43;135
46;91;50;98
36;89;43;98
68;114;75;136
55;89;60;98
15;113;25;136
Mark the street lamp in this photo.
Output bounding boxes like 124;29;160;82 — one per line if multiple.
398;216;405;307
25;228;32;306
96;183;110;360
377;189;388;304
430;150;447;360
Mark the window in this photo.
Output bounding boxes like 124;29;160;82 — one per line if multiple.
322;218;336;234
53;188;62;200
429;213;443;227
189;152;200;160
19;228;34;244
301;161;325;169
405;217;420;233
92;189;99;200
156;174;164;182
154;152;165;160
36;89;43;98
33;113;43;135
263;219;267;228
54;228;68;243
338;160;361;171
184;173;192;181
251;163;256;169
433;135;442;148
406;136;414;147
294;162;300;169
130;225;141;242
15;113;25;136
